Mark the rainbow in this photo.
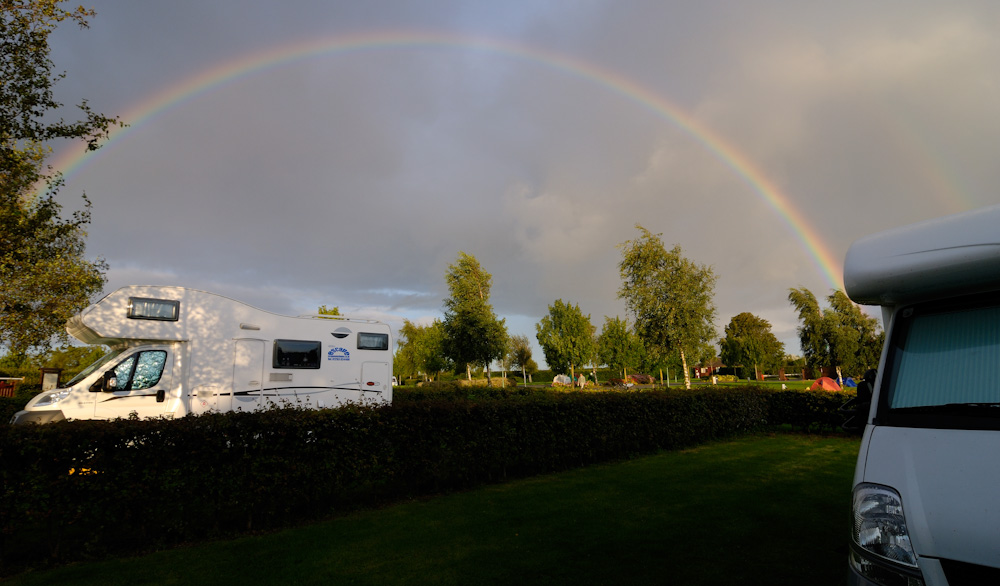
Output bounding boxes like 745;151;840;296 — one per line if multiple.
50;30;844;289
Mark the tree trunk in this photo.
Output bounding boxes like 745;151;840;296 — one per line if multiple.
681;348;691;389
466;363;472;381
487;364;492;387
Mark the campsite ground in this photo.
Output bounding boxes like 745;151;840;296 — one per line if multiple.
5;433;860;586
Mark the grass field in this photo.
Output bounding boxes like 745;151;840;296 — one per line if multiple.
4;433;860;586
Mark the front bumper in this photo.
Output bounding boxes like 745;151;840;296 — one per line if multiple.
10;409;66;425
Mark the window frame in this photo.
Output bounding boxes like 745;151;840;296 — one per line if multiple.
127;297;180;321
110;350;167;391
272;339;322;369
357;332;389;351
878;291;1000;430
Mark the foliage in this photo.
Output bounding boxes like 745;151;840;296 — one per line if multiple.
618;225;718;389
32;343;107;372
788;288;883;377
787;288;826;371
535;299;594;378
0;1;121;357
316;305;340;316
824;290;883;376
596;316;646;378
0;385;853;572
719;312;785;378
441;252;507;382
508;334;536;381
0;435;859;586
395;319;450;381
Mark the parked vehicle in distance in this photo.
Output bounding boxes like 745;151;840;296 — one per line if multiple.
844;204;1000;585
11;286;392;424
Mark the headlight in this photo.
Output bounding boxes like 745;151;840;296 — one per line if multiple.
851;483;925;586
852;483;918;567
34;389;70;407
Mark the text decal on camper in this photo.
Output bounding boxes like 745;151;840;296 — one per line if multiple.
328;347;350;361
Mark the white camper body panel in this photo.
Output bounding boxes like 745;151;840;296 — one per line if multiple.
845;204;1000;585
844;203;1000;308
13;286;392;423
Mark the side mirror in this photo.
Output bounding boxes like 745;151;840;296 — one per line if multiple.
102;372;118;392
840;368;877;432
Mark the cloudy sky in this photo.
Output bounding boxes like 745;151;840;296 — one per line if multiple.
43;0;1000;366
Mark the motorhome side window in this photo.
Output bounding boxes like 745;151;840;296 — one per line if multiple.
127;297;180;321
110;351;167;391
273;340;321;369
357;332;389;350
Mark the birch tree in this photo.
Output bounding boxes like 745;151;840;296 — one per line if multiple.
618;225;717;389
441;252;507;385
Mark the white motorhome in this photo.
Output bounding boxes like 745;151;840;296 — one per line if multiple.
11;286;393;424
844;204;1000;585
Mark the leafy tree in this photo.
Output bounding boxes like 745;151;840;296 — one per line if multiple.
441;252;507;385
824;290;883;378
787;288;826;372
719;312;785;379
618;225;717;389
597;316;645;379
508;333;535;383
396;319;450;382
1;1;121;357
34;343;106;371
522;357;539;382
317;305;340;316
535;299;595;379
788;288;883;378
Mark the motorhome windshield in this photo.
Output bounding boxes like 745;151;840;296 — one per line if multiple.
881;294;1000;428
63;348;126;387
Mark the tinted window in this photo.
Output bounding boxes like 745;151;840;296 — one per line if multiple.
358;332;389;350
127;297;180;321
111;350;167;391
132;352;167;390
273;340;321;369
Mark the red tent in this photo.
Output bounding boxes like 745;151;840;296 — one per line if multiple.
809;376;842;391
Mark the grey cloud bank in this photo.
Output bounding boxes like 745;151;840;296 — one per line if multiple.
43;0;1000;366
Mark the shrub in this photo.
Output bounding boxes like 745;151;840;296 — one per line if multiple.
0;385;852;574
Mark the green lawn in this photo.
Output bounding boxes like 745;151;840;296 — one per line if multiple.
4;433;859;586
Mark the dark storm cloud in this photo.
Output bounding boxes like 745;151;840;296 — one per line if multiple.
43;0;1000;361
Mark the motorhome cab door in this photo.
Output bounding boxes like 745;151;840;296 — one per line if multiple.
94;348;173;420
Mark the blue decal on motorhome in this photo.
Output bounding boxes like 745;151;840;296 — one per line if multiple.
328;347;350;361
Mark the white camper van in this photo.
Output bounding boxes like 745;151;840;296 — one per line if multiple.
11;286;393;425
844;205;1000;585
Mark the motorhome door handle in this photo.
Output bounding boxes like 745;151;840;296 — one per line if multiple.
156;389;165;403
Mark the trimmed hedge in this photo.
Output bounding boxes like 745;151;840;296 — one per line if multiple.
0;386;851;574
